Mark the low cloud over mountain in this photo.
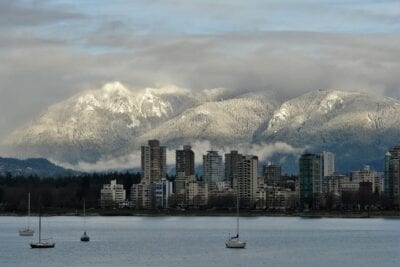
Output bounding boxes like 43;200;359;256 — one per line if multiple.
4;82;400;173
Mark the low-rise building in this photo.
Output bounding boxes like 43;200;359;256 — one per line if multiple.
340;175;359;192
264;186;298;211
130;183;153;209
100;179;126;208
350;165;381;194
186;178;209;208
323;172;345;194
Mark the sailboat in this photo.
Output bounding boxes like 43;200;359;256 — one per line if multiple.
225;182;246;249
80;199;90;242
30;204;55;248
19;192;34;236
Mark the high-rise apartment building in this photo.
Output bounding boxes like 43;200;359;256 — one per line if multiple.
264;163;282;186
321;151;335;177
176;145;195;176
235;155;259;206
132;140;167;209
203;150;223;188
225;151;242;187
141;139;167;184
299;153;322;208
384;145;400;207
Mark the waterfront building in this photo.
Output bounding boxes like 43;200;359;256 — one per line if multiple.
264;186;298;211
321;151;335;177
100;179;126;208
176;145;195;176
141;140;167;185
264;163;282;186
154;178;173;209
186;177;209;208
131;179;173;210
255;177;267;209
299;153;322;208
174;174;190;195
170;175;209;208
322;172;345;195
340;175;359;192
135;140;168;209
235;155;259;207
203;150;223;188
225;151;242;188
384;146;400;207
130;183;152;209
350;165;381;194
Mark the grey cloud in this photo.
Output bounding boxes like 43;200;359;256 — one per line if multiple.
57;141;305;172
0;1;85;27
0;31;399;145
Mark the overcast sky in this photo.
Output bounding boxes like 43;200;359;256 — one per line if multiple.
0;0;399;143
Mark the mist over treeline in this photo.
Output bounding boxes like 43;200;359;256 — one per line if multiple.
0;172;141;212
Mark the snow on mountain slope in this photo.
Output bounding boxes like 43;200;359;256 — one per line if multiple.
263;89;400;140
3;84;400;172
138;91;279;146
5;82;197;163
259;89;400;171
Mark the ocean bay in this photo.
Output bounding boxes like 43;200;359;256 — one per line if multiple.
0;216;399;267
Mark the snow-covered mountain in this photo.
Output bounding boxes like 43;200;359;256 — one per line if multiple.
139;91;279;146
5;82;197;163
257;89;400;171
4;83;400;172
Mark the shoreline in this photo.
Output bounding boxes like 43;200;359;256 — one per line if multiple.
2;209;400;218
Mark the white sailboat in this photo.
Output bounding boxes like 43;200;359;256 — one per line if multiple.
19;192;34;236
30;204;55;248
80;199;90;242
225;184;246;249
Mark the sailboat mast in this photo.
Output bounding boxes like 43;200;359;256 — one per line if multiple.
28;193;30;218
38;205;41;243
26;192;31;229
236;180;240;237
83;199;86;231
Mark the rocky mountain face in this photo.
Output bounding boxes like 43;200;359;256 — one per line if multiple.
4;83;400;172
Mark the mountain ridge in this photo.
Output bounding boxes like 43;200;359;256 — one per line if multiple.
0;157;79;177
3;82;400;172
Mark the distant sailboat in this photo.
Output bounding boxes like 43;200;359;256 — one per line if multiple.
225;183;246;249
19;192;34;236
80;199;90;242
30;203;55;248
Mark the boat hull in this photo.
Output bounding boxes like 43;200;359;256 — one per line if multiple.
30;242;55;249
80;236;90;242
19;229;34;236
225;240;246;249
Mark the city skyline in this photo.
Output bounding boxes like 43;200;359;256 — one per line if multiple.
1;2;399;266
94;139;398;211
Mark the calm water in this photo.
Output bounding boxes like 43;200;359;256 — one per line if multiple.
0;216;399;267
